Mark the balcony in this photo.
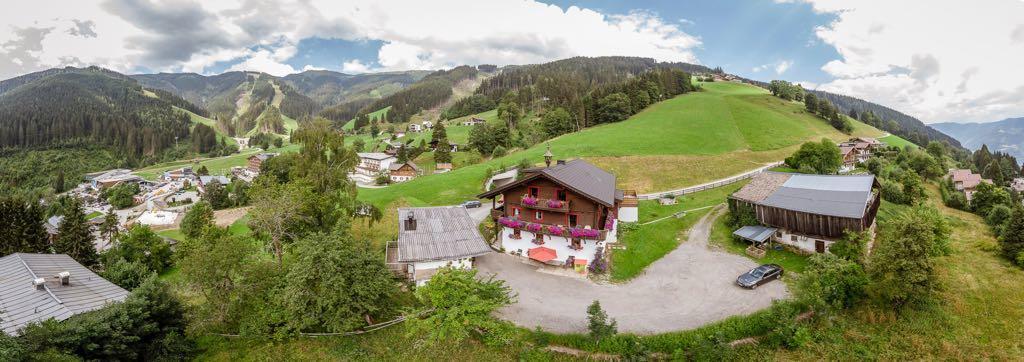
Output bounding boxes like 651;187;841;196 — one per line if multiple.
519;197;569;212
497;216;609;241
620;189;638;207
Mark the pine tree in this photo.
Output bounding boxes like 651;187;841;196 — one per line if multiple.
431;121;447;143
53;199;98;267
1000;207;1024;266
52;170;66;193
0;198;50;255
99;212;120;245
396;145;409;163
435;138;453;164
586;300;617;341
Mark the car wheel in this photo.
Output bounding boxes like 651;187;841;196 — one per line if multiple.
751;283;758;290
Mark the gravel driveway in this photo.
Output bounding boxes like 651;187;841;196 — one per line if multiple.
475;205;790;334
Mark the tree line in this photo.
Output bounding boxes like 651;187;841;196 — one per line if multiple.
355;66;480;124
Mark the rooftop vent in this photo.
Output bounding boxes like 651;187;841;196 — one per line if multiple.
556;160;566;165
57;271;71;286
405;212;417;231
33;278;46;290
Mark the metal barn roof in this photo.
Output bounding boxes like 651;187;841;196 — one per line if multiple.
396;206;492;263
732;172;877;219
0;253;129;335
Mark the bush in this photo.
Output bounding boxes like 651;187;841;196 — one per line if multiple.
180;201;214;239
795;254;868;312
101;257;153;290
105;183;140;209
587;300;617;341
491;145;507;158
830;230;870;265
986;204;1013;228
589;247;608;274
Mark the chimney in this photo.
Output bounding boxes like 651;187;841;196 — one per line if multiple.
57;271;71;286
556;160;566;165
33;277;46;290
543;144;553;168
404;212;417;231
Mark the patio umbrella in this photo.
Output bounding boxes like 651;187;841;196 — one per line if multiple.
528;246;558;263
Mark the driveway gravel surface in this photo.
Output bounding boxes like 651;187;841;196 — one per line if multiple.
475;205;790;334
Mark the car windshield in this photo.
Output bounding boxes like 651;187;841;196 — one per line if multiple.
749;269;765;278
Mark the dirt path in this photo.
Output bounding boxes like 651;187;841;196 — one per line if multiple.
214;206;250;227
476;205;789;334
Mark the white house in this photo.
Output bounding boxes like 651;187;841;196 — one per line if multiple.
356;152;398;177
422;121;433;129
386;206;492;285
408;124;423;132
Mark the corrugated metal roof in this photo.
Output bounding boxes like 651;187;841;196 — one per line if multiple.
0;253;129;336
357;152;395;161
733;225;777;243
396;207;491;263
748;173;877;219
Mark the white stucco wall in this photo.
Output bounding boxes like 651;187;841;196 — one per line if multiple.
771;229;837;254
618;206;639;222
412;258;473;286
499;226;610;266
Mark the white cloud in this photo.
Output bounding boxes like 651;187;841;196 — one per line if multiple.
799;0;1024;123
341;59;372;74
0;0;701;79
752;60;792;75
774;60;793;74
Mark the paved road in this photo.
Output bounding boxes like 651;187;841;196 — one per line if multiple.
476;205;789;334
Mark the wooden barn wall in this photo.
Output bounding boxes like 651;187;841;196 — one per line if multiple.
728;197;878;239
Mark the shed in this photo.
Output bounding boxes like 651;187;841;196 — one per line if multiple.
733;225;777;244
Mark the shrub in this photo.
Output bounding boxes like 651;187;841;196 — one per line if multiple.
587;300;617;341
491;145;507;158
589;247;607;274
101;257;153;290
795;254;868;312
986;204;1013;227
831;230;870;265
180;201;214;239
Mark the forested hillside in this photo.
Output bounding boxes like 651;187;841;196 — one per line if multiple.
933;117;1024;160
0;67;220;197
355;65;481;123
281;69;428;106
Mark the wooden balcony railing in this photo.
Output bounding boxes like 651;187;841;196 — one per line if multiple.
620;189;638;207
499;220;609;241
518;198;569;212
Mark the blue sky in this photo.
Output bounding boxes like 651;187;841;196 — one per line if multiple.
5;0;1024;123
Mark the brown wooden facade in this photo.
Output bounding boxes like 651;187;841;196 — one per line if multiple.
728;193;880;239
497;177;611;230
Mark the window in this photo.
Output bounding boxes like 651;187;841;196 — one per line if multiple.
555;189;567;201
568;214;578;227
529;187;539;198
512;207;521;217
775;231;782;237
535;211;543;220
790;235;798;242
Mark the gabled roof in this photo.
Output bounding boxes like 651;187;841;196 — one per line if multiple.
478;159;617;206
250;153;277;162
0;253;129;335
199;175;231;185
358;152;396;161
396;207;491;263
389;161;420;172
731;172;878;219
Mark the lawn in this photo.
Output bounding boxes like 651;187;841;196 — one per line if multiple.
359;81;885;208
176;107;238;146
879;133;918;149
133;143;300;180
611;182;746;281
342;106;392;130
706;210;809;273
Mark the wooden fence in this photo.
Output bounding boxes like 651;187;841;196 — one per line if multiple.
638;161;784;200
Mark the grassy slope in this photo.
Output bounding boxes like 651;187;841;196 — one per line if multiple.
752;184;1024;360
707;210;809;273
358;81;884;208
342;106;392;131
879;134;918;149
611;182;746;281
133;143;301;180
176;107;238;146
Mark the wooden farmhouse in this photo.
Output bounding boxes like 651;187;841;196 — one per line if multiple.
388;161;421;183
837;137;886;170
247;152;277;172
729;172;880;254
386;206;492;285
477;154;638;268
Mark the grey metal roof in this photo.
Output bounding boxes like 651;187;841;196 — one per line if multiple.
733;225;777;243
388;161;420;172
199;175;230;185
358;152;396;161
0;253;129;335
755;173;877;218
396;207;491;263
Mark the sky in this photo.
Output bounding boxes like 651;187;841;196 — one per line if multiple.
1;0;1023;124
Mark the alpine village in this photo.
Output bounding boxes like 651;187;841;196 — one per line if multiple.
2;3;1024;361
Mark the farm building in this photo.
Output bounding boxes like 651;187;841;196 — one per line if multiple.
388;161;421;183
162;167;195;182
948;169;992;202
462;117;485;126
386;206;492;285
0;253;129;335
197;175;231;194
478;153;638;268
247;153;277;172
85;169;141;190
408;124;423;132
434;163;453;173
728;172;880;254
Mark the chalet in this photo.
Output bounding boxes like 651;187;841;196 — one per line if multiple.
948;169;992;202
408;124;423;133
386;206;492;285
462;117;486;126
1012;178;1024;193
197;175;231;194
0;253;129;335
356;152;398;176
388;161;421;183
248;153;277;172
162;167;195;182
428;139;460;152
434;163;453;173
729;172;880;254
837;137;886;169
477;151;638;268
422;121;433;129
85;169;141;190
384;141;405;155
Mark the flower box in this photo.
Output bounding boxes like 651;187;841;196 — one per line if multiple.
499;217;523;229
569;227;601;239
546;199;564;209
547;225;564;236
526;223;543;232
521;195;538;206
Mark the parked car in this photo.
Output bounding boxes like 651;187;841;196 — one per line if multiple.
462;200;482;208
736;264;783;289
